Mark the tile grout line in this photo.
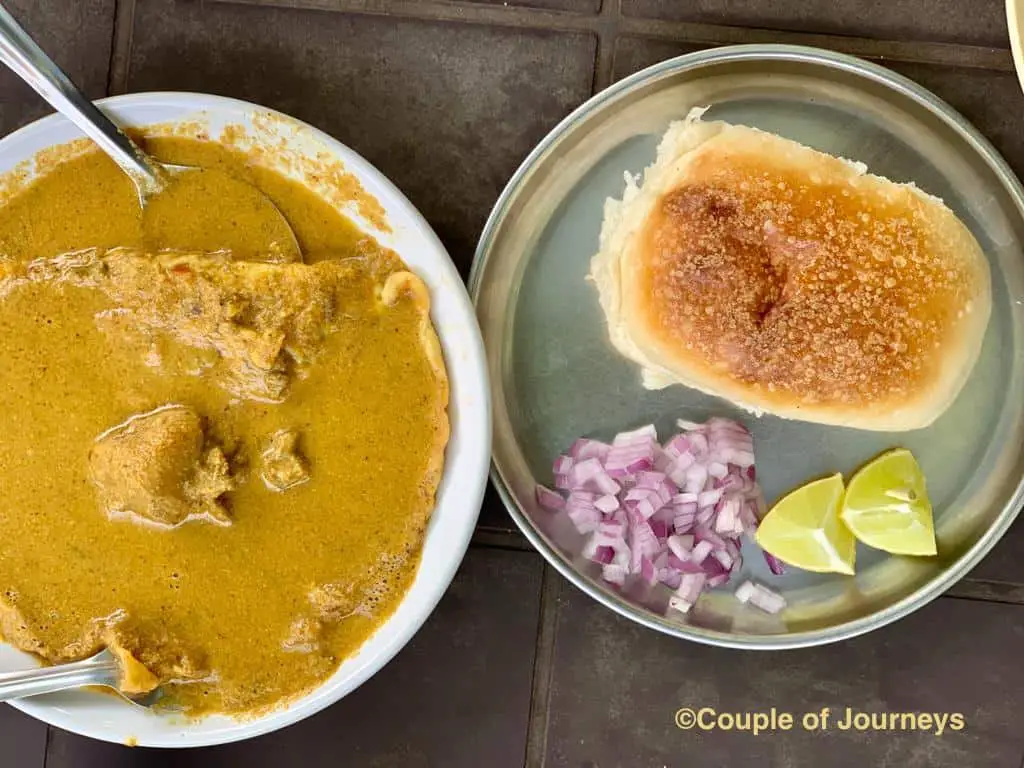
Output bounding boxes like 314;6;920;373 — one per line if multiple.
590;0;619;93
465;533;1024;606
214;0;605;33
615;17;1013;72
470;527;535;551
41;722;52;768
523;564;562;768
212;0;1013;72
106;0;137;96
944;578;1024;606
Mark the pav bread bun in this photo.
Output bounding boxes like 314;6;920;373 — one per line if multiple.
590;109;991;431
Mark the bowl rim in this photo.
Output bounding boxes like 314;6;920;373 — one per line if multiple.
0;91;492;746
1007;0;1024;96
469;43;1024;650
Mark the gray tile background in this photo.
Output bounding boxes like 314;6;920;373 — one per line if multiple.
2;0;1024;765
622;0;1007;47
0;0;115;135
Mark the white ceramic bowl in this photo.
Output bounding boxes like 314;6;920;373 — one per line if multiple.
0;93;491;747
1008;0;1024;94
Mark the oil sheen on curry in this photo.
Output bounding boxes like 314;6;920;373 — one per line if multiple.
0;135;449;716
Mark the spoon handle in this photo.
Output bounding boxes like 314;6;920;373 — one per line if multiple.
0;2;164;196
0;655;118;702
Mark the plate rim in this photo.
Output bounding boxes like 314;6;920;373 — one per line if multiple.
470;43;1024;650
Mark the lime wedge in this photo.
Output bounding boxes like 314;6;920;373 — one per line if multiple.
840;449;935;556
755;473;855;575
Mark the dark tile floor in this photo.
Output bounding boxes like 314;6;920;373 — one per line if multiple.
2;1;1024;766
621;0;1007;47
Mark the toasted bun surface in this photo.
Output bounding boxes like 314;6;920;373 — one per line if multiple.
591;110;991;431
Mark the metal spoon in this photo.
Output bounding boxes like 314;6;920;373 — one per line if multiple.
0;2;302;262
0;649;161;708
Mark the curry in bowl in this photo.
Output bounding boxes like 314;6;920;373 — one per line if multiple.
0;134;449;716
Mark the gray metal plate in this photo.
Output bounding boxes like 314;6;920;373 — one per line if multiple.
471;45;1024;647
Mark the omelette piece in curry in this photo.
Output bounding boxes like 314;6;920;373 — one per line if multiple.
0;137;449;716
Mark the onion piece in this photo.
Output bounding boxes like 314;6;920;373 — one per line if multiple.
571;458;621;495
536;485;565;512
734;580;787;614
690;539;713;565
649;518;670;540
668;572;706;614
763;551;786;576
639;556;659;585
666;534;693;561
613;425;658;445
552;455;574;476
571;438;610;462
698;488;723;509
537;417;776;615
602;563;628;585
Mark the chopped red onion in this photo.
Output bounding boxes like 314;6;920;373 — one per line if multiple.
537;417;775;616
613;425;658;445
690;539;714;565
662;434;690;458
695;525;727;549
667;454;695;485
629;517;660;568
695;506;715;526
763;551;786;576
673;510;696;534
639;556;658;586
734;580;755;602
624;487;668;520
605;446;655;478
734;580;786;614
567;506;600;533
582;537;615;564
702;556;728;580
571;438;611;461
552;455;574;476
536;484;565;512
571;458;621;496
602;563;627;585
668;572;707;614
666;535;691;561
660;571;683;589
653;447;674;472
711;548;734;570
682;464;708;495
739;501;759;532
665;552;688;570
714;497;743;535
725;538;741;563
688;432;709;456
668;595;694;613
649;518;670;540
698;488;723;508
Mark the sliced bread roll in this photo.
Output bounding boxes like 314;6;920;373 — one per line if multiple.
590;109;991;431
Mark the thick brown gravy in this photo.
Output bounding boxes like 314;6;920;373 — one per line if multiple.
0;136;449;716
